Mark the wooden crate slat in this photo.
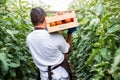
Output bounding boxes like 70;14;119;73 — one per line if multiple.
45;12;76;23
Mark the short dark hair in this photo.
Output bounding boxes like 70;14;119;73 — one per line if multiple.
30;7;46;26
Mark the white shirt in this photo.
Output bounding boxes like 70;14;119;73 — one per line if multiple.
26;29;70;79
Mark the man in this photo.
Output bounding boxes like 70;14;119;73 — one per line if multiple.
26;7;77;80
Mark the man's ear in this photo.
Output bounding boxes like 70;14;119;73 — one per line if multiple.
44;20;46;24
43;20;47;28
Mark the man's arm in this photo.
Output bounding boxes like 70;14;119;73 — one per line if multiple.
64;34;72;60
67;34;72;52
64;27;77;60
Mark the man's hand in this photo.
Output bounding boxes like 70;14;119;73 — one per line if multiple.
68;27;77;34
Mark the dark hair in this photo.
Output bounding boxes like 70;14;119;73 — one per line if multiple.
30;7;46;26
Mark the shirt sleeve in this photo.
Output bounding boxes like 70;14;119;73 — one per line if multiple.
58;35;70;53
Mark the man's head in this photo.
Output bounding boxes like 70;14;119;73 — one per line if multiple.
30;7;46;26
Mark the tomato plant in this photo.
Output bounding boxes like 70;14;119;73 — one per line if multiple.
69;0;120;79
0;0;37;79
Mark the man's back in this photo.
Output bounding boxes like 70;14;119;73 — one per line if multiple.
26;29;69;71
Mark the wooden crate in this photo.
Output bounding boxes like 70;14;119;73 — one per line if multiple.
45;11;79;33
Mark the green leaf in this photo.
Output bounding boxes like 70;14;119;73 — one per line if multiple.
6;29;19;35
92;74;103;80
100;48;111;60
6;30;15;38
0;0;2;3
1;47;7;51
80;18;89;24
9;62;20;68
6;21;12;25
110;18;120;24
94;53;101;62
113;49;120;67
0;41;3;45
86;49;99;66
6;29;19;41
94;4;106;16
0;53;9;75
111;49;120;73
115;48;120;56
91;68;104;80
101;13;112;23
93;42;101;48
89;18;100;26
4;37;11;43
113;73;120;80
107;24;120;33
10;69;16;77
94;61;109;67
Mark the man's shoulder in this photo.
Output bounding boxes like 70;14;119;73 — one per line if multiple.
26;31;34;40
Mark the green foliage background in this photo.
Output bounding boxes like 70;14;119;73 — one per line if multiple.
69;0;120;80
0;0;120;80
0;0;37;79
